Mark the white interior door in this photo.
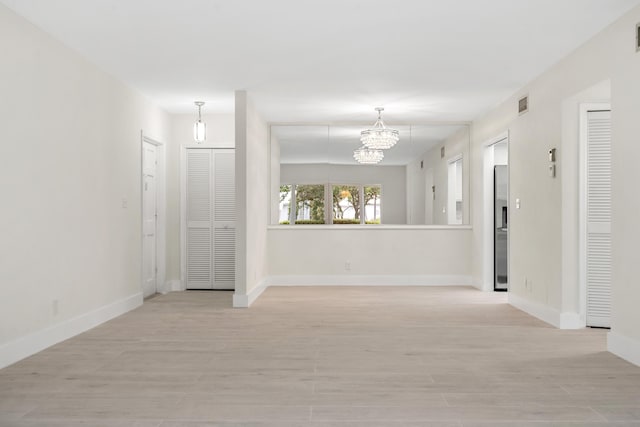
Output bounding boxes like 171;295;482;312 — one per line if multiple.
142;142;158;298
585;109;612;328
185;148;235;290
212;151;235;289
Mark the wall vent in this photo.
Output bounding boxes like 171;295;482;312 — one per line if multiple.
636;23;639;52
518;95;529;115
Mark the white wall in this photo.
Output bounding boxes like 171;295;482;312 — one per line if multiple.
0;4;170;367
609;8;640;365
234;91;270;306
167;113;234;288
280;164;407;224
469;2;640;355
268;227;472;284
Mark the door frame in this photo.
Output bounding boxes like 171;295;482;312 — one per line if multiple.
578;103;611;325
141;131;166;295
482;131;509;292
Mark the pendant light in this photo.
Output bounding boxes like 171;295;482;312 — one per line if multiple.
193;101;206;143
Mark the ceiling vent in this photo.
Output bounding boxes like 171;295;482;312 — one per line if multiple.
518;95;529;115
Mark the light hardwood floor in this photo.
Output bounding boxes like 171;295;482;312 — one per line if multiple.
1;286;640;426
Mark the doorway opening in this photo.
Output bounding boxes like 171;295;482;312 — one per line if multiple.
579;104;612;328
141;132;165;298
483;133;509;292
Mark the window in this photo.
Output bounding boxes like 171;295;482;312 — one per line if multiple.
280;184;326;224
364;185;381;224
279;185;292;224
295;184;325;224
280;183;381;225
332;185;360;224
332;184;381;225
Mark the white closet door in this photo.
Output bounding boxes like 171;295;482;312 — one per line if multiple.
212;150;235;289
186;150;213;289
185;149;235;290
586;110;612;328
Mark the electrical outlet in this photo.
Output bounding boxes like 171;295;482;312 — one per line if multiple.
345;261;351;271
52;299;59;316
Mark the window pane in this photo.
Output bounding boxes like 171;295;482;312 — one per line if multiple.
332;185;361;224
294;184;325;224
364;185;382;224
279;184;292;224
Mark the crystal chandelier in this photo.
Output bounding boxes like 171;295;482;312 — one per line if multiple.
353;145;384;164
360;107;399;150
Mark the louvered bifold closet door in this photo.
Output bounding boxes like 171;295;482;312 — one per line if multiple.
586;110;612;328
186;150;213;289
212;150;235;289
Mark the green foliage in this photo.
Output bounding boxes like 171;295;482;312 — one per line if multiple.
332;219;360;224
279;220;290;225
332;185;360;220
294;219;325;225
295;184;325;222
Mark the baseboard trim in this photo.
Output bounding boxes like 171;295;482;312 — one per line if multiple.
233;279;269;308
559;311;584;329
267;274;472;287
508;292;583;329
166;279;184;292
0;292;143;369
232;275;472;308
608;331;640;367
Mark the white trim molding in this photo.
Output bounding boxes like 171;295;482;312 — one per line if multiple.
608;331;640;367
233;279;269;308
141;132;167;299
508;292;583;329
232;275;473;308
268;274;472;287
0;293;143;369
165;279;184;293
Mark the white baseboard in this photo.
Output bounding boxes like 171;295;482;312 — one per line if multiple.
233;279;269;308
267;274;472;287
232;275;472;308
559;311;584;329
608;331;640;367
0;293;143;369
166;279;184;292
471;277;486;291
508;292;583;329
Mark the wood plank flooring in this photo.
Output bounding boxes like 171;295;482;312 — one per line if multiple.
1;286;640;426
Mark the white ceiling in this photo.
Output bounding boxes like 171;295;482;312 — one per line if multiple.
2;0;639;123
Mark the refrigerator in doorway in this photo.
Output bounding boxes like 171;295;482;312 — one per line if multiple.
494;165;508;291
